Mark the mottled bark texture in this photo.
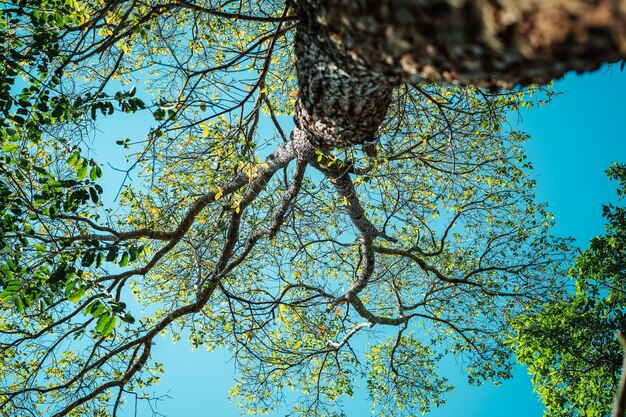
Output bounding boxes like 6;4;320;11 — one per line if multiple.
294;26;394;149
293;0;626;149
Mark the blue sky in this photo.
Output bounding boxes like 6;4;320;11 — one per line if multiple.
112;67;626;417
521;66;626;245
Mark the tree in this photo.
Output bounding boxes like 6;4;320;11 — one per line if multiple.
0;1;623;416
513;163;626;417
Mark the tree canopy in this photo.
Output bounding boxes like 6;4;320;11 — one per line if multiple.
513;163;626;417
0;1;624;416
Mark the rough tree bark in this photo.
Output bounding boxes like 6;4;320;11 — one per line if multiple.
294;0;626;149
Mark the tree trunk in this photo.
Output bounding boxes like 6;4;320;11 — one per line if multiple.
294;0;626;149
294;23;394;149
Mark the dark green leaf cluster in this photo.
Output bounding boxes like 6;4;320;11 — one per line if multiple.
512;163;626;417
0;2;149;338
0;144;102;311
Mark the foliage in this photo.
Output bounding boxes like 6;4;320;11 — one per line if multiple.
0;1;573;417
512;163;626;417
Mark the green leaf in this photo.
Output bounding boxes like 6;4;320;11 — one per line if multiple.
89;187;99;204
106;246;119;262
102;315;117;335
14;296;24;314
1;144;19;153
119;252;130;267
85;300;107;318
76;165;88;180
93;304;106;318
1;279;20;301
67;287;85;303
120;312;136;324
67;151;80;166
153;108;165;121
95;313;110;332
33;243;46;252
96;314;117;336
81;251;95;267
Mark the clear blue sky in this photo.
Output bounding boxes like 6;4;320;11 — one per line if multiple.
114;67;626;417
